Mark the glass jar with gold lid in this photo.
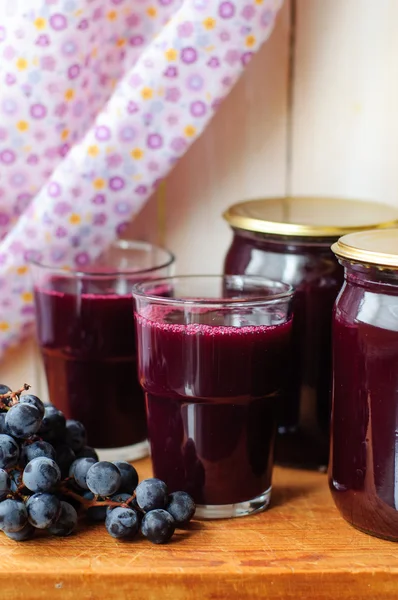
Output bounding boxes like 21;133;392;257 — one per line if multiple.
330;229;398;540
223;197;398;470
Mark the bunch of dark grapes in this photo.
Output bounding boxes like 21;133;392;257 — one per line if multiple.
0;384;195;543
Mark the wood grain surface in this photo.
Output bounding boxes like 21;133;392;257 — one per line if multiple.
1;457;398;600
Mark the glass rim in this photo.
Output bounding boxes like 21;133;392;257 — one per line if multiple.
27;239;175;279
132;274;293;308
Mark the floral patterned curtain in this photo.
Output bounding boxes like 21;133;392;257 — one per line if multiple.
0;0;282;355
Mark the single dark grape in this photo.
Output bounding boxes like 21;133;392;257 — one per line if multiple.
5;403;42;439
135;478;168;512
0;434;19;469
141;509;175;544
0;499;28;533
86;461;121;497
105;506;139;540
38;405;66;443
83;491;108;522
110;492;132;504
55;444;76;478
20;440;56;466
23;457;61;493
19;394;45;418
106;493;133;515
65;420;87;453
5;522;35;541
26;493;61;529
114;461;138;494
165;491;196;526
69;457;96;490
75;446;99;461
0;468;10;500
48;501;77;536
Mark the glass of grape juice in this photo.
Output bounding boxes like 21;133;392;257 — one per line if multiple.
30;240;174;461
133;275;293;519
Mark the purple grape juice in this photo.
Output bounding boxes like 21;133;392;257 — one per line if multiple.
331;306;398;539
34;284;146;449
135;310;292;506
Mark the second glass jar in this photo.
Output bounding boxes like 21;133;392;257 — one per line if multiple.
223;197;398;469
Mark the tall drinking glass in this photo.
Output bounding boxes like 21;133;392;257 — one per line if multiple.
133;275;293;519
30;240;174;461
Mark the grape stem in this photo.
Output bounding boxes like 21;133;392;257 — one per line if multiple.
9;479;137;513
59;484;137;511
0;383;31;410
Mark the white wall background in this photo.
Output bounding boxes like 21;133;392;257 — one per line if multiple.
290;0;398;201
3;0;398;392
128;0;290;274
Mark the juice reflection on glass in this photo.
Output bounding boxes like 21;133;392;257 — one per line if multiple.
133;275;293;519
31;240;174;461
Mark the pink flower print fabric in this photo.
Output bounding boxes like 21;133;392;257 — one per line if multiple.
0;0;283;355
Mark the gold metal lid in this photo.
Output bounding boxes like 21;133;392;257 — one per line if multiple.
332;229;398;268
222;197;398;238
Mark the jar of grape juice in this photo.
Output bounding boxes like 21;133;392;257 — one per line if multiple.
223;197;398;469
330;229;398;540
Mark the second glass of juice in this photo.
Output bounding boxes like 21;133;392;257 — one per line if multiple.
133;275;293;518
30;240;174;461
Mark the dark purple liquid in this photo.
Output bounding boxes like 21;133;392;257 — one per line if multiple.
330;274;398;540
135;311;292;505
224;231;343;468
34;286;146;449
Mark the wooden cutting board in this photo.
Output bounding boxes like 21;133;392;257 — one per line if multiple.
1;458;397;600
